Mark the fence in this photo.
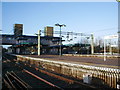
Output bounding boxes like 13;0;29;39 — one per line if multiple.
13;54;120;89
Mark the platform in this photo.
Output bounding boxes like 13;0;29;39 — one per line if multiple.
20;54;119;69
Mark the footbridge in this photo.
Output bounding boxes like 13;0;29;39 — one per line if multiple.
1;34;16;45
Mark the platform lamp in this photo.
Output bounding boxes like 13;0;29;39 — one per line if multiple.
55;24;66;56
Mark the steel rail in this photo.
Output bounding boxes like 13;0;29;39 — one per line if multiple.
38;68;96;89
12;80;22;89
3;54;96;89
11;71;32;88
2;56;10;62
3;78;12;88
5;74;17;89
23;69;63;90
38;69;74;84
7;71;28;89
20;61;96;89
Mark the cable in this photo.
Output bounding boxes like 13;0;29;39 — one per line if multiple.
85;27;118;33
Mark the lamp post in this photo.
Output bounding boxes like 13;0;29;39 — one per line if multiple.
86;36;90;54
38;30;41;56
104;38;106;61
91;33;94;54
35;30;41;56
55;24;66;56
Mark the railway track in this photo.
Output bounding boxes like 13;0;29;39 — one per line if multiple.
3;55;64;89
18;61;97;89
3;70;63;89
23;69;63;89
2;54;98;89
3;71;32;89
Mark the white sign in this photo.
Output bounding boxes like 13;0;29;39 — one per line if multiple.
104;35;118;39
111;45;118;47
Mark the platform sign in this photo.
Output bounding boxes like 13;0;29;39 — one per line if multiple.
104;35;118;61
104;35;118;39
111;45;118;47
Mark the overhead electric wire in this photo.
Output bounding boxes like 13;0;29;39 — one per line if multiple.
84;27;118;33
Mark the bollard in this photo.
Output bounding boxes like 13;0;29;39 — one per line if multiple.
83;73;92;84
117;78;120;89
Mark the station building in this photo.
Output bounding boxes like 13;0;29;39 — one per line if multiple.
8;24;61;55
6;24;91;55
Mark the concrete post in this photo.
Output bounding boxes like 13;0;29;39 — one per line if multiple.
91;33;94;54
104;39;106;61
109;39;112;55
60;26;62;56
38;30;41;56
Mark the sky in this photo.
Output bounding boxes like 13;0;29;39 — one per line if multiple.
1;0;116;2
2;2;118;47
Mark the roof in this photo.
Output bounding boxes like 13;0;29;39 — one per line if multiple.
49;45;67;48
2;34;15;37
1;34;60;39
65;43;90;47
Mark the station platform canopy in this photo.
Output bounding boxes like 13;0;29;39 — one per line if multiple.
65;43;90;47
49;45;67;48
12;42;37;47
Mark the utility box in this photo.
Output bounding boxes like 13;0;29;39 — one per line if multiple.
83;73;92;84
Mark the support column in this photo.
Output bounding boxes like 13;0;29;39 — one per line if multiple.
104;39;106;61
38;30;41;56
91;33;94;54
